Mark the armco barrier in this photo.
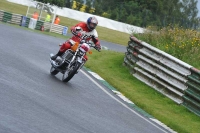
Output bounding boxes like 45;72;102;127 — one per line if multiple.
44;22;51;30
25;17;30;27
0;10;22;25
183;68;200;116
0;10;68;35
10;13;21;25
0;10;21;25
34;20;67;35
3;12;12;23
124;36;200;116
124;36;191;104
0;10;4;21
35;20;44;30
50;24;65;34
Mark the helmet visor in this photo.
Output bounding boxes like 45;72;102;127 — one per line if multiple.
89;23;97;29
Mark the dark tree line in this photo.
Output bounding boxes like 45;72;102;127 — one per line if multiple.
35;0;200;29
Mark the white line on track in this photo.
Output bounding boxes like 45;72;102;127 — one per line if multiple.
80;70;170;133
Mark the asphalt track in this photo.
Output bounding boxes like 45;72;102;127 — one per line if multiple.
0;23;170;133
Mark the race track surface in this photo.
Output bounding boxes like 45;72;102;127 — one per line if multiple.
0;23;170;133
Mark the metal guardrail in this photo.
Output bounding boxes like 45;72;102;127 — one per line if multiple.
10;13;21;25
124;36;200;116
35;20;66;34
0;10;21;25
24;17;30;27
50;24;65;34
35;20;44;30
44;22;51;30
0;10;12;23
184;68;200;116
0;10;3;21
2;12;12;23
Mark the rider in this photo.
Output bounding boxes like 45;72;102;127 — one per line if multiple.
51;16;101;61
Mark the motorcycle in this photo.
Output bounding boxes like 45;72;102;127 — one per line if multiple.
49;40;100;82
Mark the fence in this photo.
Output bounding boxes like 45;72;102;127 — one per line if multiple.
124;36;200;116
0;10;68;35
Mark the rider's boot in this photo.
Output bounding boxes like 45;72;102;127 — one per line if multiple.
51;51;63;60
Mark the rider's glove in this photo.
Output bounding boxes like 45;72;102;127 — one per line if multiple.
96;44;101;51
96;44;101;49
95;40;101;51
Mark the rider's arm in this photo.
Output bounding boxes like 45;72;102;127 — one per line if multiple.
92;37;101;50
92;36;100;45
91;30;100;46
71;22;84;36
91;31;101;50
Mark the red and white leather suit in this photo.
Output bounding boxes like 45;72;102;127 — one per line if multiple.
59;22;100;60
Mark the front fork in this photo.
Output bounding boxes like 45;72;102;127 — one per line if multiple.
66;48;86;74
66;51;78;70
76;56;86;73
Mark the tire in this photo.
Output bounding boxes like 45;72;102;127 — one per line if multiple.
62;62;81;82
50;66;59;75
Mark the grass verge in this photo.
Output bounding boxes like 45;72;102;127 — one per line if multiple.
85;50;200;133
0;0;130;45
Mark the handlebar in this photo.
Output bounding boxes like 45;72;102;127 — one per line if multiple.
73;31;101;52
93;46;101;52
81;40;101;52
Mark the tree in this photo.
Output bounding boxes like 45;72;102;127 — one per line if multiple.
38;0;200;29
109;8;119;21
66;0;72;8
77;0;84;10
71;0;84;11
85;0;92;13
93;0;104;15
181;0;198;28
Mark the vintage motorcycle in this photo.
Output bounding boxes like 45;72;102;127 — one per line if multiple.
50;40;100;82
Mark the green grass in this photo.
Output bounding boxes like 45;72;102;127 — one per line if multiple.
0;0;130;45
85;50;200;133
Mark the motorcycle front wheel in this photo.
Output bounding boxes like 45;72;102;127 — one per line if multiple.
62;62;81;82
50;66;59;75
